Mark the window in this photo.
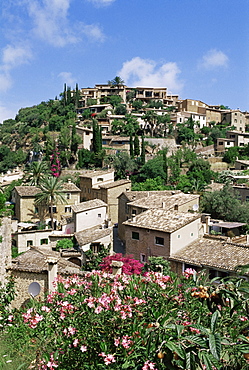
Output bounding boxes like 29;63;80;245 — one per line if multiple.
132;209;137;216
66;193;71;200
191;232;194;237
97;178;103;182
65;206;72;213
140;254;146;263
49;206;57;213
132;231;139;240
40;238;48;245
246;196;249;202
27;240;33;247
98;213;101;218
177;235;181;239
88;189;91;193
218;142;224;145
34;207;38;214
155;237;164;246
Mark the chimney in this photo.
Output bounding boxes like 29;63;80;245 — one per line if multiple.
47;257;58;292
205;215;210;234
111;260;123;275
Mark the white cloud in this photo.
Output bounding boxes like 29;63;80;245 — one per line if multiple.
87;0;116;7
26;0;105;46
0;103;16;124
200;49;229;69
0;43;33;92
0;72;12;91
2;44;33;70
27;0;78;47
118;57;183;92
81;24;105;42
58;72;77;86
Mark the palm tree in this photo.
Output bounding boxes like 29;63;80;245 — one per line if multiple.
25;161;48;186
34;176;66;230
107;76;125;87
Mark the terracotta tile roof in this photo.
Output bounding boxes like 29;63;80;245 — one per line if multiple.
71;199;107;213
79;169;114;178
62;182;81;192
99;179;131;189
119;190;182;202
123;209;201;233
128;193;199;210
11;247;81;274
169;236;249;272
75;226;112;246
15;186;40;196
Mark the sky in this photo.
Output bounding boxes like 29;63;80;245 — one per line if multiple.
1;0;249;123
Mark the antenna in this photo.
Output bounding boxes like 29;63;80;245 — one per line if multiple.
28;282;41;298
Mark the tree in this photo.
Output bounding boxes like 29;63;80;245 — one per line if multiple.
134;134;140;157
223;146;239;164
25;161;48;186
35;176;66;230
200;184;249;223
141;135;145;165
129;135;134;159
143;110;158;137
107;76;125;87
77;148;95;169
70;123;82;156
114;104;127;115
132;100;143;111
112;152;137;180
138;155;167;182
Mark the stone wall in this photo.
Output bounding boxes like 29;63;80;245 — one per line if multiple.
0;217;12;286
8;270;48;309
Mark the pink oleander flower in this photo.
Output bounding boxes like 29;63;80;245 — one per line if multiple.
73;339;79;347
142;360;157;370
98;353;116;365
80;345;87;352
190;327;201;334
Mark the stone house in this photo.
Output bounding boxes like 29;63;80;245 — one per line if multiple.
75;225;113;256
169;235;249;279
123;209;202;262
71;199;108;233
12;227;53;254
12;180;81;226
221;110;247;133
118;191;199;242
79;170;131;224
234;159;249;171
8;247;81;308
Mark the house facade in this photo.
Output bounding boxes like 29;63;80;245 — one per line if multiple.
71;199;108;233
123;209;202;262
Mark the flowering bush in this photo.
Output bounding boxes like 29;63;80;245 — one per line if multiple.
1;269;249;369
99;253;144;275
50;151;61;177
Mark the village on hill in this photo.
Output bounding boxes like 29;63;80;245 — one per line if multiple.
1;79;249;369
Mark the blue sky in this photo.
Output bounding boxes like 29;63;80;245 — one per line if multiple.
1;0;249;123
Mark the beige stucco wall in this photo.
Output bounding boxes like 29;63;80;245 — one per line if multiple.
12;229;53;254
170;218;201;255
74;205;107;232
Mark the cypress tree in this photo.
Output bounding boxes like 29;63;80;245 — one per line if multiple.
134;134;140;156
141;135;145;165
130;134;134;159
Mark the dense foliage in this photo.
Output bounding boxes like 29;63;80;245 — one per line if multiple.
1;268;249;369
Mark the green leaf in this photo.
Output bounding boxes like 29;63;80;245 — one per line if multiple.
184;335;207;348
165;341;185;359
210;311;219;333
186;351;191;369
209;333;221;360
200;352;214;370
